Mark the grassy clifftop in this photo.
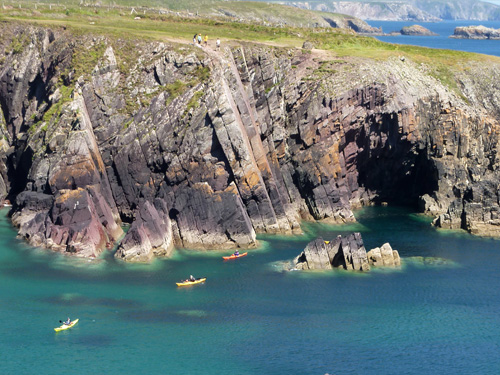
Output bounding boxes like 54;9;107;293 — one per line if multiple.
0;0;498;97
1;0;366;28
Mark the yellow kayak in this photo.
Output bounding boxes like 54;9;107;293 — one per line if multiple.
176;278;206;287
54;319;79;332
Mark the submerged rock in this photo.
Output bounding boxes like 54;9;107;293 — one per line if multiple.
405;256;456;267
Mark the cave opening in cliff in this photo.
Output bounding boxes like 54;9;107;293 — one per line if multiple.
27;74;49;113
355;117;439;209
6;141;34;204
359;149;439;207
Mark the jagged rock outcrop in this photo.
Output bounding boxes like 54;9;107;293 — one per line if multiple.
12;187;121;257
451;25;500;39
2;22;500;261
321;15;382;34
293;234;400;271
294;233;370;271
115;199;173;262
366;243;401;267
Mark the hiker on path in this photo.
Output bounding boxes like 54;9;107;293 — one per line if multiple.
216;38;221;51
204;34;208;46
197;34;202;44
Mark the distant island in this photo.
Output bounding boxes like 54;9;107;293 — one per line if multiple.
451;25;500;39
387;25;438;36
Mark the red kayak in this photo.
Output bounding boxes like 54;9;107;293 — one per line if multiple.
223;252;248;260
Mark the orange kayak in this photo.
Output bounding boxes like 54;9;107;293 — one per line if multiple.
223;252;248;260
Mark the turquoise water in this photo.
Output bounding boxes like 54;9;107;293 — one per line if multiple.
1;207;500;374
367;20;500;57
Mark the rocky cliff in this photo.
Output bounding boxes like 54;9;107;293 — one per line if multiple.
289;1;441;21
288;0;500;21
409;0;500;21
1;22;500;261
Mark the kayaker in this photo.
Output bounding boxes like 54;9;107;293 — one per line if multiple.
65;317;71;325
234;250;239;256
189;275;196;282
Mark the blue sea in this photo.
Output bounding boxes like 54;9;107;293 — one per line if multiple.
367;20;500;57
1;206;500;375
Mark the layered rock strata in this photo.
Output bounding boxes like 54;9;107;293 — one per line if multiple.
293;234;400;271
366;243;401;267
1;23;500;261
115;200;173;262
294;234;370;271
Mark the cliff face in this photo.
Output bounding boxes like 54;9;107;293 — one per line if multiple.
289;0;500;21
409;0;500;21
290;1;441;21
1;24;500;261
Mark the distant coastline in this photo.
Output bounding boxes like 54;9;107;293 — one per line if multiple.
367;20;500;57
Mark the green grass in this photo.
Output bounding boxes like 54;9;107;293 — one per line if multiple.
3;6;493;70
1;0;498;99
185;90;204;114
71;41;107;79
165;80;188;105
41;85;74;124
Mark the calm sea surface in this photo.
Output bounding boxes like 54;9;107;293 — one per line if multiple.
1;206;500;375
367;20;500;57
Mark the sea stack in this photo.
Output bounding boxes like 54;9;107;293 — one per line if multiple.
451;25;500;39
400;25;438;36
293;233;401;272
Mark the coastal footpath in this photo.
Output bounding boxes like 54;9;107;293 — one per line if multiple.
1;22;500;261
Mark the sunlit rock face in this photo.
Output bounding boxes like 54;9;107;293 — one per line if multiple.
2;23;500;261
292;234;400;272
